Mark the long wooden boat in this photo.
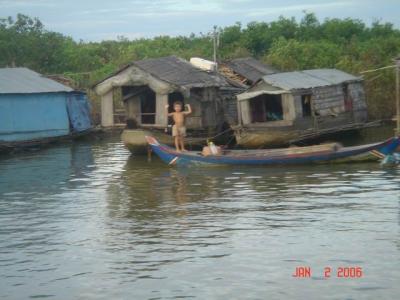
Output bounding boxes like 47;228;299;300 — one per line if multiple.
145;136;400;166
122;129;208;154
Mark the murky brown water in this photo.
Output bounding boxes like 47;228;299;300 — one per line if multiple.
0;133;399;299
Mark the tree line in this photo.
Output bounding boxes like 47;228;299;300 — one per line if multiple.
1;13;399;119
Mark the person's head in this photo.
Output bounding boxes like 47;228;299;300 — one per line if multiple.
173;101;183;112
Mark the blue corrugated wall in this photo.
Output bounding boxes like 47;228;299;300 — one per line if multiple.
0;93;71;142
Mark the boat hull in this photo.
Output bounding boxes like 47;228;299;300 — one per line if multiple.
146;136;400;166
121;129;206;154
234;128;299;148
234;121;381;148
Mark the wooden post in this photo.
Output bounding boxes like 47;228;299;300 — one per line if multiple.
156;93;169;126
213;25;218;71
396;58;400;136
101;89;114;127
237;98;243;126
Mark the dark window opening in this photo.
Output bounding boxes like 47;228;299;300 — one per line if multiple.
168;92;185;110
122;85;148;100
250;94;283;123
140;88;156;124
301;94;312;117
168;92;185;125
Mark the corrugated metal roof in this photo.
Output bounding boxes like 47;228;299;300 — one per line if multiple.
227;57;279;83
0;68;74;94
262;69;361;91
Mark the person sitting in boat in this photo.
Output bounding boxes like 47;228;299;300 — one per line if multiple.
165;102;192;152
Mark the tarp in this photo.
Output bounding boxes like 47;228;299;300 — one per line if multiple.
66;93;92;132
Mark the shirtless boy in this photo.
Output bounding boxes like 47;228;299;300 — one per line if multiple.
165;102;192;152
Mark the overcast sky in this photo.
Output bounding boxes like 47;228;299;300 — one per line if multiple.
0;0;398;41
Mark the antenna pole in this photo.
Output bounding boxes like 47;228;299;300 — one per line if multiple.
396;58;400;136
213;25;218;71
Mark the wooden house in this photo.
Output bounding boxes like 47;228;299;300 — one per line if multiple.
93;55;241;153
234;69;369;148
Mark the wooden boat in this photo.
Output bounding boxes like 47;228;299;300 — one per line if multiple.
145;136;400;166
122;129;207;154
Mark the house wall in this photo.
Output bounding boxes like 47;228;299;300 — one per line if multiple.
0;93;70;142
101;89;114;127
291;82;368;130
238;99;251;125
348;82;368;123
238;93;295;125
124;95;141;121
124;88;205;129
281;94;296;121
312;85;346;117
155;93;168;125
188;87;222;129
305;82;367;129
223;98;238;125
236;80;292;126
289;93;313;129
185;97;202;128
200;87;222;129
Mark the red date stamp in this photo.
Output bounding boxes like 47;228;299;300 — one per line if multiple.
292;266;363;278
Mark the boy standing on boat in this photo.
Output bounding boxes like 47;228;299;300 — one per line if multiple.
165;102;192;152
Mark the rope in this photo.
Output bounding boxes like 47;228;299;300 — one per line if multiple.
359;65;396;74
205;127;234;144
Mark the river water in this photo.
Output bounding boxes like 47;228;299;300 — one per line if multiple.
0;134;399;299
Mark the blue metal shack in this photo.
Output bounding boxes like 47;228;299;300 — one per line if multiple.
0;68;91;144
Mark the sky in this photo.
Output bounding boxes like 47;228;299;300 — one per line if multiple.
0;0;399;41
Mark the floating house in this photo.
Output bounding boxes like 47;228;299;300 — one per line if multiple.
0;68;91;150
234;69;368;148
93;55;241;153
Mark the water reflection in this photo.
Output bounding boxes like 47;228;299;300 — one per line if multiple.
0;137;399;299
0;142;95;197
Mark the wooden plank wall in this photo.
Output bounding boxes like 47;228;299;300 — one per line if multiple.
312;85;345;117
348;82;368;122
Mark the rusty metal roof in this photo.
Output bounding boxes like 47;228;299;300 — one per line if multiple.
261;69;361;91
226;57;279;84
0;67;73;94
